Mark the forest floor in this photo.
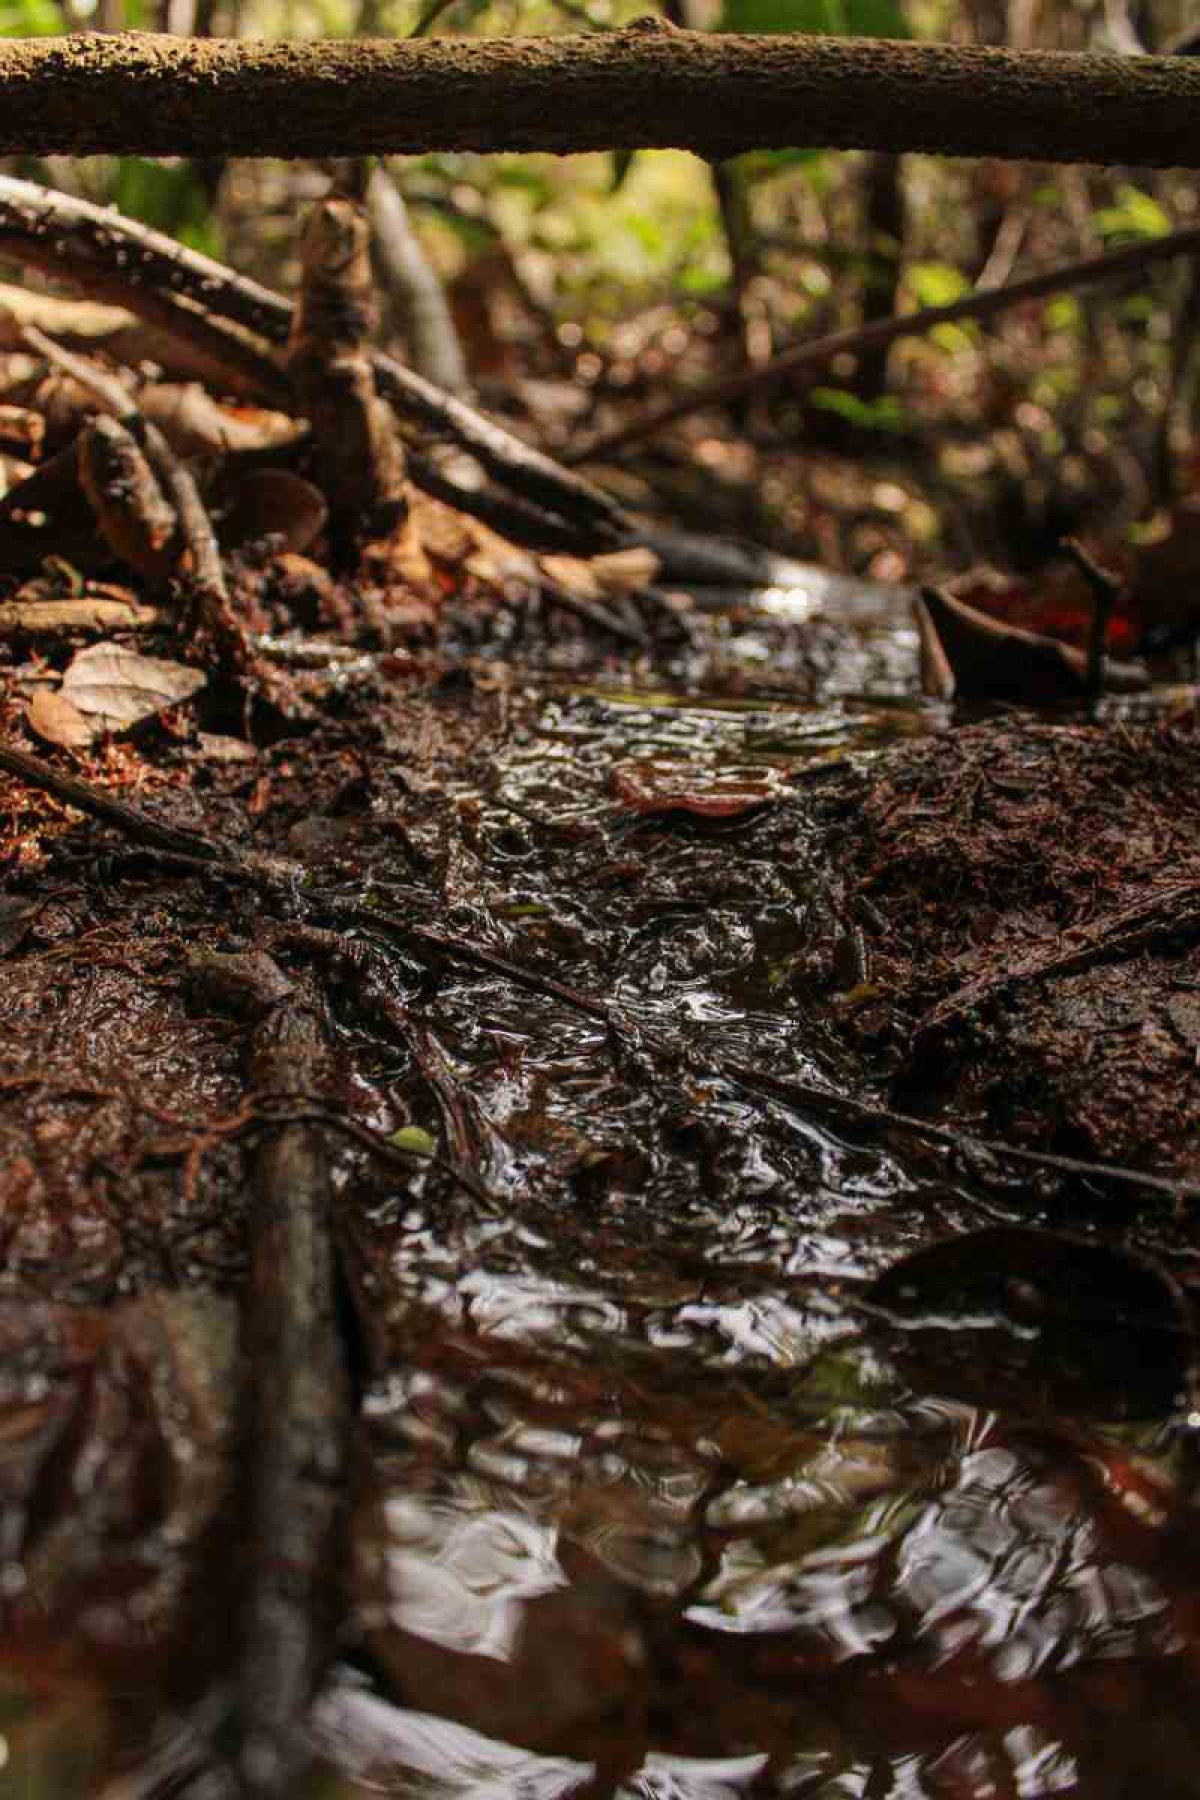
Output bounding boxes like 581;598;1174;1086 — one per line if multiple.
3;184;1200;1799
4;556;1200;1796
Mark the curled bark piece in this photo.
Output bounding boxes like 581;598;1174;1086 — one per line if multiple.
79;413;178;582
917;583;1148;704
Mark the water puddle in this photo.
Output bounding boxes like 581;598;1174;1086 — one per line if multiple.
3;569;1200;1796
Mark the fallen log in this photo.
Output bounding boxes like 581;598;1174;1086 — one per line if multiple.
0;26;1198;166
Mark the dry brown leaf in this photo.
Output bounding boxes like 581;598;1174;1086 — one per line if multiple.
197;732;258;764
27;685;96;749
539;553;598;599
217;470;328;556
612;758;783;818
60;641;205;734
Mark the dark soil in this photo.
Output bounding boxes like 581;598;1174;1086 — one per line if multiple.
4;536;1200;1799
822;713;1200;1177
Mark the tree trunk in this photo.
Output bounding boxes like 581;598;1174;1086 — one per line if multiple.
851;151;904;403
1;26;1200;163
368;165;469;396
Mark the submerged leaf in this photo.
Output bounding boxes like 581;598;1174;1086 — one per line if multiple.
612;758;782;818
871;1226;1196;1421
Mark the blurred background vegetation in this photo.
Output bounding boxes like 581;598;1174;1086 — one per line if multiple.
3;0;1200;598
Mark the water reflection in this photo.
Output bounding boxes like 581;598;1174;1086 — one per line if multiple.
4;646;1200;1800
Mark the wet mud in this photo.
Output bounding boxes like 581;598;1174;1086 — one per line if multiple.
1;573;1200;1798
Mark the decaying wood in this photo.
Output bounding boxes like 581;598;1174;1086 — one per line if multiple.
233;980;350;1798
78;413;178;581
0;175;628;544
0;28;1197;165
0;595;160;633
288;194;409;544
0;280;273;390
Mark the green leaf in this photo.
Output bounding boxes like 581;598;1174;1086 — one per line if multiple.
1093;183;1170;242
0;0;63;34
719;0;907;33
1045;295;1081;333
844;0;909;35
720;0;845;33
388;1125;437;1156
810;386;908;432
905;259;970;308
735;147;827;182
112;159;217;255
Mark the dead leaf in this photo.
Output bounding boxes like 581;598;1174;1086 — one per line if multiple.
612;758;782;818
0;895;41;956
197;732;258;764
26;685;96;749
540;554;600;599
1166;991;1200;1051
871;1226;1195;1421
59;641;205;735
138;383;303;459
217;470;328;556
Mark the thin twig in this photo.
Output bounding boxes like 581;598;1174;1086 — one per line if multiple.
540;580;651;647
720;1057;1200;1206
1060;535;1125;713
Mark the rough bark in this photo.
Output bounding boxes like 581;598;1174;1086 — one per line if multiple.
0;24;1198;163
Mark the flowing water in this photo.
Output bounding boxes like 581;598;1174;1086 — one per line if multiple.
2;569;1200;1798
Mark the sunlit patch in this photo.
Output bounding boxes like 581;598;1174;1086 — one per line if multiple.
754;584;822;623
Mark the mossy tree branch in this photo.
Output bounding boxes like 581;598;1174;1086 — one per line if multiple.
0;24;1199;163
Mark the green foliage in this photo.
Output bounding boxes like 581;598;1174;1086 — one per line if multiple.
389;1125;436;1155
1093;183;1171;242
111;158;219;256
905;259;969;309
0;0;63;34
1045;294;1082;333
810;386;909;431
719;0;909;35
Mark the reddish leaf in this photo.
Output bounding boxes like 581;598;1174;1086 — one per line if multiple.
612;758;781;818
26;685;96;750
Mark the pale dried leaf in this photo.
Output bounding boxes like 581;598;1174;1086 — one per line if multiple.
27;685;96;749
539;554;598;599
589;547;661;596
60;642;205;734
197;732;258;764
